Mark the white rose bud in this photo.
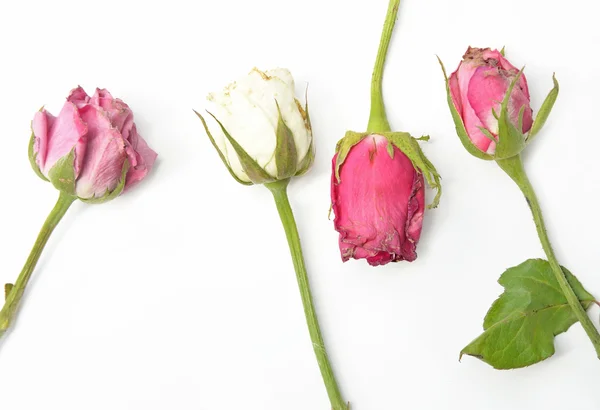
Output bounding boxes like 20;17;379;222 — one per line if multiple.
196;68;314;185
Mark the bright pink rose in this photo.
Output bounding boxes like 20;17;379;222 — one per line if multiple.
32;86;157;200
449;47;533;154
331;134;425;266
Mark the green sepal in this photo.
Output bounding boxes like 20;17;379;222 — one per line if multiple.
194;110;252;186
460;259;595;369
527;74;559;141
437;57;493;161
295;95;315;177
80;159;129;204
333;131;369;182
296;139;315;177
47;148;77;196
273;100;298;179
297;88;312;134
494;67;527;160
386;141;395;159
477;126;497;143
207;112;276;185
384;132;442;209
4;284;13;301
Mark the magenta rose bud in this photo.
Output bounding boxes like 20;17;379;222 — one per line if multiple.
448;47;533;155
331;134;435;266
30;86;157;202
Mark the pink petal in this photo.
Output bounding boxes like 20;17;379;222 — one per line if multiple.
507;81;534;133
486;50;532;100
123;125;157;191
467;65;508;134
88;88;135;137
75;105;127;199
42;102;88;176
456;62;495;153
331;135;425;266
67;86;90;107
32;110;55;173
90;88;114;106
448;69;464;118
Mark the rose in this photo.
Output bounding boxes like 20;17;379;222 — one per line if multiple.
196;69;348;409
30;86;157;201
0;87;157;344
331;134;429;266
196;68;314;185
329;0;441;268
448;47;533;155
440;48;600;367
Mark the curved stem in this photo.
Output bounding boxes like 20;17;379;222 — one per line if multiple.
265;179;347;410
497;155;600;357
367;0;401;133
0;192;75;339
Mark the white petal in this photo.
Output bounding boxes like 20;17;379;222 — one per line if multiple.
204;68;312;180
263;69;312;168
204;96;252;183
208;72;279;176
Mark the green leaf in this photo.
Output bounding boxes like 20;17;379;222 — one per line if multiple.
48;148;77;196
194;110;252;186
436;56;493;161
80;159;129;204
273;100;298;179
527;74;559;141
461;259;595;369
494;67;527;160
28;126;49;182
207;111;276;185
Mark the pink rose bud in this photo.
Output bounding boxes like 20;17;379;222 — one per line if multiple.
30;87;157;202
331;133;440;266
448;47;533;156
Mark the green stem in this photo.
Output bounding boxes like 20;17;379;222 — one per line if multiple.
497;155;600;358
0;192;75;339
265;179;347;410
367;0;401;133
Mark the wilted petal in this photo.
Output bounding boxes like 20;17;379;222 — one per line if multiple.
76;105;126;199
40;102;88;177
123;124;157;191
67;86;91;107
450;47;533;155
467;65;508;135
32;109;55;173
206;75;277;178
331;135;425;266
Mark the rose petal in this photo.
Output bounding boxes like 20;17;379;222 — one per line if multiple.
456;63;495;153
123;124;157;191
42;102;88;176
67;86;90;107
467;65;508;135
331;135;425;266
75;105;127;199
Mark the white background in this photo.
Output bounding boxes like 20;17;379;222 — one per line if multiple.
0;0;599;408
